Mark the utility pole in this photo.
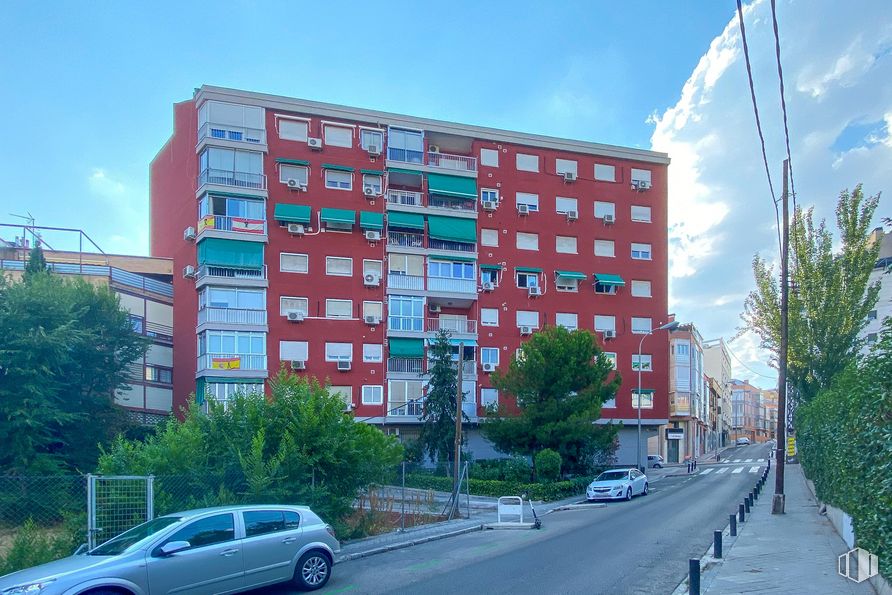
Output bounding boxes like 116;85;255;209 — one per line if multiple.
772;159;789;515
452;342;464;518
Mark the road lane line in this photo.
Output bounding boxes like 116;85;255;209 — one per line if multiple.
700;468;714;475
716;468;728;474
745;458;753;462
749;466;761;473
732;459;742;462
732;467;744;474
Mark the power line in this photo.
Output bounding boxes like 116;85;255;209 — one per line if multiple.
770;0;797;214
726;337;777;380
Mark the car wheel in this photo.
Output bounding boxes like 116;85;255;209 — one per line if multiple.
643;483;649;496
625;488;632;501
655;463;663;469
294;550;332;591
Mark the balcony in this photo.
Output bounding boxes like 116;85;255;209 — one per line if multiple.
450;360;477;378
427;277;476;294
428;195;477;212
144;321;174;345
387;358;424;374
198;122;266;145
198;307;267;326
387;231;425;249
198;168;267;191
670;396;692;417
426;318;477;334
198;215;266;237
386;189;423;207
387;148;477;173
387;147;424;165
389;399;425;417
196;265;267;282
198;353;267;373
428;238;475;253
387;273;424;291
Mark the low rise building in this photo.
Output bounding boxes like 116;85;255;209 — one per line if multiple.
860;227;892;353
703;338;732;448
730;379;763;443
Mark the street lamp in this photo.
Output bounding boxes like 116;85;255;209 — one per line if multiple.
637;320;680;472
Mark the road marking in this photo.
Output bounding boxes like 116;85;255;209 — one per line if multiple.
745;458;753;462
750;466;761;473
700;468;714;475
757;458;765;462
716;468;728;474
732;467;744;474
408;559;443;571
732;459;742;462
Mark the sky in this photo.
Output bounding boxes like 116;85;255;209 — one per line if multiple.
1;1;890;387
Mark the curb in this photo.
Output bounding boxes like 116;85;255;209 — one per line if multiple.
337;524;484;562
547;503;607;512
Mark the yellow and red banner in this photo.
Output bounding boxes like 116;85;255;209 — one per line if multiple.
211;356;241;370
198;215;216;232
231;218;265;234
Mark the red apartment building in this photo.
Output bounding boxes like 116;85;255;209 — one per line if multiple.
150;86;670;463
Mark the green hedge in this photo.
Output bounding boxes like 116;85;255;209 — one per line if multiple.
404;474;590;501
796;325;892;580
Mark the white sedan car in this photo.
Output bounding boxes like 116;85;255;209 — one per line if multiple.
586;468;649;501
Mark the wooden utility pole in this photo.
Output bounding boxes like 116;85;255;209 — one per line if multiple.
772;159;789;515
452;342;464;517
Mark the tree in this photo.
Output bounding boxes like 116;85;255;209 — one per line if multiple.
741;185;881;404
480;326;620;477
23;244;48;277
0;269;147;474
418;330;464;467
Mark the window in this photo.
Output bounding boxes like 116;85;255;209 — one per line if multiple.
480;148;499;167
324;170;352;190
481;188;499;205
632;354;653;371
631;280;652;297
516;192;539;211
631;205;652;223
362;385;384;405
594;315;616;332
325;299;352;319
164;514;235;550
428;260;474;280
675;342;690;358
280;252;308;273
555;274;579;292
128;314;144;333
556;313;578;331
200;287;265;311
516;153;539;172
555;159;578;176
481;228;499;247
199;147;263;176
243;511;287;538
602;397;616;408
516;310;539;328
555;196;578;215
329;386;353;407
199;195;265;221
632;390;654;409
388;380;425;416
326;256;353;277
481;268;499;286
603;352;617;370
360;128;384;150
481;347;500;366
199;330;266;359
278;164;308;186
594;239;615;257
516;272;539;288
594;164;616;181
867;333;879;344
145;365;172;385
278;118;309;142
556;235;577;254
363;301;383;319
594;201;615;219
388;128;424;163
631;168;652;185
631;243;652;260
867;310;878;321
323;124;353;148
279;340;308;362
279;296;308;317
516;232;539;251
631;317;652;334
363;174;383;194
388;295;424;331
481;308;499;327
363;344;383;363
325;343;353;362
363;259;383;277
595;281;617;295
481;388;499;407
389;254;424;277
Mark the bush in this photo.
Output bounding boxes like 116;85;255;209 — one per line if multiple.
404;474;589;502
535;449;562;482
505;457;532;482
0;516;83;576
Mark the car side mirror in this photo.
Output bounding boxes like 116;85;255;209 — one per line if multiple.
159;541;191;556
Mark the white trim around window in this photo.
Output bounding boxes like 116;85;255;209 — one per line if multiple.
325;299;353;319
325;256;353;277
324;169;353;190
362;384;384;405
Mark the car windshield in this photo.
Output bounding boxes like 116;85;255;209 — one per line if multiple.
596;471;629;482
89;516;183;556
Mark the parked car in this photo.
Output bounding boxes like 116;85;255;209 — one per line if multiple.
0;505;340;594
647;455;664;469
586;468;648;501
736;437;751;446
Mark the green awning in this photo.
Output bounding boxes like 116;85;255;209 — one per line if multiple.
388;211;425;230
427;215;476;243
633;389;656;394
322;163;355;172
276;158;310;166
427;173;477;199
207;191;266;201
447;339;478;347
594;273;626;286
387;167;423;177
359;211;384;230
480;264;503;270
320;208;356;225
274;203;311;223
430;254;476;263
197;238;264;270
361;169;384;175
389;338;425;358
516;266;543;273
555;270;587;280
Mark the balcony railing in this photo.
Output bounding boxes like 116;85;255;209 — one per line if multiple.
426;318;477;334
386;189;424;207
449;360;477;377
389;399;425;417
144;321;174;344
428;239;475;253
198;122;266;145
387;273;424;291
387;147;424;164
388;317;424;333
387;231;425;248
198;215;266;236
198;307;267;326
387;358;424;374
428;195;477;212
196;265;267;282
198;353;267;372
427;151;477;172
427;277;477;294
198;168;267;190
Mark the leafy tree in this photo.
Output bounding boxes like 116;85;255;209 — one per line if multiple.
480;326;620;477
23;244;48;277
0;268;148;474
418;330;466;467
741;185;881;404
534;449;562;482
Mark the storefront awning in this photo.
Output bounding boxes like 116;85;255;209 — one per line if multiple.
427;173;477;199
274;203;311;224
388;211;425;230
555;270;587;280
594;273;626;286
389;338;425;358
320;208;356;225
197;238;264;270
427;215;476;243
359;211;384;230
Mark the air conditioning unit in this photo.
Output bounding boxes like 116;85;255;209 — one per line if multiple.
364;314;381;325
290;360;306;370
363;186;376;197
603;214;615;225
517;204;530;216
286;310;305;322
562;171;577;182
482;281;495;292
603;329;616;340
566;210;579;221
287;223;305;235
528;286;543;297
429;304;441;313
482;362;496;373
337;360;352;371
482;200;497;212
363;272;381;286
367;144;381;156
519;325;533;336
182;265;196;279
429;145;441;154
364;230;381;242
183;226;196;241
633;180;652;191
308;137;323;150
286;178;306;191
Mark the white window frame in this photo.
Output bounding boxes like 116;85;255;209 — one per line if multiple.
278;164;309;185
363;259;383;277
555;159;578;176
280;252;309;274
279;296;309;316
359;128;384;151
631;205;652;223
594;164;616;182
325;256;353;277
516;232;539;251
516;153;539;172
594;280;617;295
632;390;654;409
555;235;577;254
631;168;652;185
481;347;500;366
556;312;578;331
594;315;616;332
516;192;539;212
325;299;353;319
389;253;424;277
279;340;309;362
325;342;353;362
555;196;578;215
481;188;499;204
324;169;353;190
276;116;309;142
362;385;384;405
480;268;499;287
555;275;579;293
516;310;539;329
631;280;652;298
603;352;617;370
363;344;383;363
631;317;653;334
595;239;615;258
480;148;499;167
323;123;353;148
594;201;616;219
632;354;653;372
631;243;652;261
362;174;383;194
329;385;353;407
480;228;499;247
481;308;499;327
516;272;539;288
481;388;499;407
362;301;383;319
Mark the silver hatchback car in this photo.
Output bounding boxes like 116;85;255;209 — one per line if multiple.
0;505;340;594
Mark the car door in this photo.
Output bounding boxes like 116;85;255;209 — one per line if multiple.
631;470;645;495
145;512;244;595
240;510;303;588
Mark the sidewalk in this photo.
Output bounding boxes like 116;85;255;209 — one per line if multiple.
703;463;875;594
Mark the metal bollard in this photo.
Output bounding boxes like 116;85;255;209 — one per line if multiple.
744;497;751;513
754;486;759;500
714;529;723;559
739;503;746;522
689;558;701;595
730;513;737;536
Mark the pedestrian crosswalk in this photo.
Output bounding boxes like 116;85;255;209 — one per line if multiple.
716;467;728;474
731;467;745;474
698;464;764;476
701;468;714;475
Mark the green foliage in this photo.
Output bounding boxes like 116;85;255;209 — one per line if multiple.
742;185;881;404
480;326;620;476
468;457;530;482
0;270;148;474
97;371;404;532
403;474;591;502
534;449;562;482
0;515;83;576
23;244;48;277
796;319;892;579
419;330;464;465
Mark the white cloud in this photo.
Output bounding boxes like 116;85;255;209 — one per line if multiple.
88;168;127;198
85;168;148;255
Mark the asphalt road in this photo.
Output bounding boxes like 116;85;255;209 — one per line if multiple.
259;442;773;595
